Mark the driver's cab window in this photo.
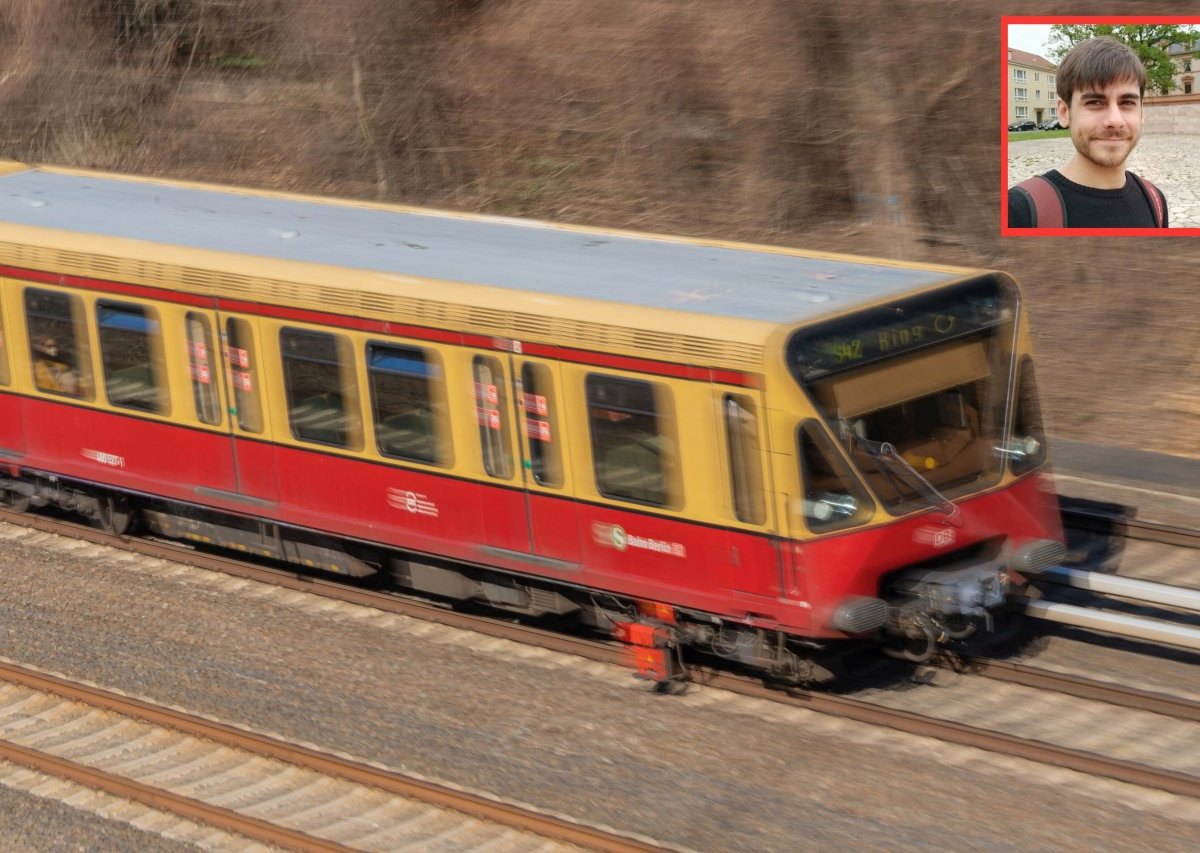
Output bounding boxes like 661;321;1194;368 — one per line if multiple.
797;420;873;534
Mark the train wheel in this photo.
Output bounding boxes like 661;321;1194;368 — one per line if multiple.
0;484;31;513
95;494;135;535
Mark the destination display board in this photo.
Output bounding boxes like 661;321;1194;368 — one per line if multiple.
786;276;1016;384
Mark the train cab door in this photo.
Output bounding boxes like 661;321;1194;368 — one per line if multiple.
471;348;581;573
211;311;279;507
0;292;23;460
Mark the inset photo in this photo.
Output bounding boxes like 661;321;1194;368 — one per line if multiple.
1003;17;1200;234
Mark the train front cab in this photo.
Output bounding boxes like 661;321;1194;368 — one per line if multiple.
764;271;1064;666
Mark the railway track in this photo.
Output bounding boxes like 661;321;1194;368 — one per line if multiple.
1;505;1199;809
0;659;664;852
1059;496;1200;551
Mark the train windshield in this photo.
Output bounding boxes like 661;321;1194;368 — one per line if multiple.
786;276;1018;513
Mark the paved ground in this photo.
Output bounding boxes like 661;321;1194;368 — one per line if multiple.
1007;132;1200;227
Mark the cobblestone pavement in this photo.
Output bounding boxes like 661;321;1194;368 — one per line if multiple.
1007;132;1200;228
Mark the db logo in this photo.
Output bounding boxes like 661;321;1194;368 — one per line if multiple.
914;526;956;549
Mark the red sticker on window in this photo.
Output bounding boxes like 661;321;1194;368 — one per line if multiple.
190;364;211;384
523;393;548;416
233;370;253;391
188;340;208;361
526;418;551;442
227;347;250;368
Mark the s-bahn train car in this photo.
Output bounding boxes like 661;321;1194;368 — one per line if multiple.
0;161;1063;683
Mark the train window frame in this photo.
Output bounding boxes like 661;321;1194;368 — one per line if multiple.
367;341;450;466
520;362;564;488
724;393;766;525
24;288;94;401
586;374;681;509
186;312;221;425
97;300;169;414
225;317;264;433
473;354;514;479
1009;356;1048;476
796;419;874;534
281;327;363;450
0;294;9;386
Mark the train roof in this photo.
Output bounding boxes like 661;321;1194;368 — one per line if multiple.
0;162;985;372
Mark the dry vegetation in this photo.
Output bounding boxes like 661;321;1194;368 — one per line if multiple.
0;0;1197;456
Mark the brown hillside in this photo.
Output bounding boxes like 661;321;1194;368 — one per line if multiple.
1;0;1197;457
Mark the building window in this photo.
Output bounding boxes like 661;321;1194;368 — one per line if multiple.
1186;60;1193;72
98;301;167;413
369;342;448;466
281;328;362;449
587;374;679;507
1187;81;1194;95
1047;75;1055;87
1048;90;1056;101
1013;68;1027;81
1016;107;1028;118
1034;72;1040;81
1015;88;1028;101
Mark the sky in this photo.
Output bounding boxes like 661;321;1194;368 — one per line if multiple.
1008;24;1053;59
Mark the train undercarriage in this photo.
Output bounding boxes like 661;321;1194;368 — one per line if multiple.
0;468;1060;689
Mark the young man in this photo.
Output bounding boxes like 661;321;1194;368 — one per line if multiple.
1008;37;1168;228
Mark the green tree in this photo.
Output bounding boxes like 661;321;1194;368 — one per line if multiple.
1048;24;1199;97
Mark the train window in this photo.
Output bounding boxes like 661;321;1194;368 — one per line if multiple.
521;363;563;488
0;297;9;385
186;313;221;425
1009;356;1047;476
797;421;874;534
473;355;514;479
24;288;94;400
282;328;363;449
587;375;680;508
368;342;448;465
724;394;766;524
98;301;168;413
225;318;263;433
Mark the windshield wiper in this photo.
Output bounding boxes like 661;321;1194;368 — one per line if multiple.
855;438;960;519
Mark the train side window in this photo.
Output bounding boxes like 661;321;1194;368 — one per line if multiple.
473;355;514;479
0;297;9;385
225;318;263;433
1009;356;1047;476
725;394;766;524
368;342;449;466
24;288;93;400
797;420;874;533
521;363;563;487
186;313;221;425
281;328;363;449
98;301;168;413
587;375;680;508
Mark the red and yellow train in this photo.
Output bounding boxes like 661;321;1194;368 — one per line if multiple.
0;161;1063;683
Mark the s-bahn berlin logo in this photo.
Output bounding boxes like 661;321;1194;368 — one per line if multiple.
591;522;687;558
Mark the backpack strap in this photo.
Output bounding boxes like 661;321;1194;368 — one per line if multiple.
1012;175;1066;228
1129;172;1165;228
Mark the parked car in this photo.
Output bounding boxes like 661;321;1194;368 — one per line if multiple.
1008;120;1037;132
1039;117;1062;131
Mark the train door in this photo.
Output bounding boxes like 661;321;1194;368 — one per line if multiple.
470;349;581;571
213;312;279;505
0;288;23;458
511;354;581;567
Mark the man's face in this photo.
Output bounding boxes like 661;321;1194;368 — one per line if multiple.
1058;78;1143;169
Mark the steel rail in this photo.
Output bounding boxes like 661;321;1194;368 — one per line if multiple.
0;658;664;853
0;737;353;852
1059;503;1200;550
3;507;1199;801
956;656;1200;723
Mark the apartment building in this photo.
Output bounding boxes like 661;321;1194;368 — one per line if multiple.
1007;47;1058;125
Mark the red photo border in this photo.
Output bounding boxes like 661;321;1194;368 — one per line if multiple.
1001;15;1200;236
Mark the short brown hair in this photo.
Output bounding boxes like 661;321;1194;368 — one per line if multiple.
1056;37;1146;105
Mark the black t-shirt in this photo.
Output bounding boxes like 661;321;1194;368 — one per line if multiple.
1008;170;1168;228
